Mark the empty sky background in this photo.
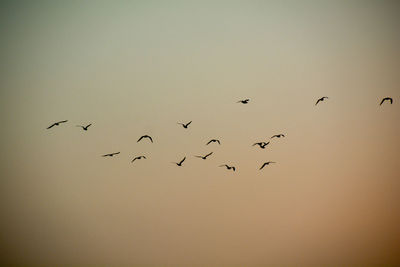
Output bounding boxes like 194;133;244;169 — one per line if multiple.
1;1;399;266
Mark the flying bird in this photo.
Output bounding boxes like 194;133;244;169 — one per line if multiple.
253;142;270;149
206;139;221;145
195;152;213;160
102;152;120;157
380;97;393;105
46;120;68;129
76;124;92;131
131;155;146;163
259;161;276;170
219;164;236;171
315;97;329;105
177;121;192;128
172;157;186;166
137;135;153;143
271;134;285;139
237;99;250;104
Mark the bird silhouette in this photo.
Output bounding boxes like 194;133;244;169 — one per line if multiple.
380;97;393;105
131;155;146;163
315;97;329;105
137;135;153;143
172;157;186;166
237;99;250;104
76;124;92;131
259;161;276;170
206;139;221;145
271;134;285;139
177;121;192;128
46;120;68;129
253;142;270;149
195;152;213;160
102;152;120;157
219;164;236;171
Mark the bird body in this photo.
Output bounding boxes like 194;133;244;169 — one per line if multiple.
260;161;276;170
47;120;68;129
178;121;192;128
206;139;221;145
315;97;329;105
195;152;213;160
237;99;250;104
102;152;120;157
137;135;153;143
76;124;92;131
253;142;270;149
380;97;393;105
131;155;146;163
219;164;236;171
173;157;186;166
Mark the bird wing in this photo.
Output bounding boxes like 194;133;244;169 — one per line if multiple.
315;99;321;105
195;155;202;158
260;163;266;170
206;140;212;145
232;167;236;171
179;157;186;164
112;152;120;156
252;143;259;146
205;152;213;158
148;136;153;142
216;140;220;144
271;135;277;138
58;120;68;123
47;123;56;129
137;136;144;142
86;124;92;128
131;157;137;162
142;156;146;159
265;142;270;146
186;121;192;126
102;154;110;157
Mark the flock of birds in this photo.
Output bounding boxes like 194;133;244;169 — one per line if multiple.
47;96;394;172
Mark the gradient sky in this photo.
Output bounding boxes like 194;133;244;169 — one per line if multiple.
1;1;400;266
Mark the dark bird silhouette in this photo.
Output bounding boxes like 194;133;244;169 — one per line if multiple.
206;139;221;145
76;124;92;131
237;99;250;104
195;152;213;160
172;157;186;166
46;120;68;129
131;155;146;163
253;142;270;149
102;152;120;157
315;97;329;105
177;121;192;128
259;161;276;170
271;134;285;139
137;135;153;143
380;97;393;105
219;164;236;171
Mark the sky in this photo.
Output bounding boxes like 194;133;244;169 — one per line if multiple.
0;1;399;266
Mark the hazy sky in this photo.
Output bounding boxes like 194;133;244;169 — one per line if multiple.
1;1;399;266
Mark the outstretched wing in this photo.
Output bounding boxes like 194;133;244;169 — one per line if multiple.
260;163;267;170
315;98;321;105
186;121;192;127
58;120;68;124
131;157;138;163
179;157;186;164
206;140;212;145
137;136;144;142
147;136;153;143
46;123;56;129
86;124;92;128
232;167;236;171
205;152;213;158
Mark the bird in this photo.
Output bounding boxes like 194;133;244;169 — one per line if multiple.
271;134;285;139
102;152;120;157
315;97;329;105
195;152;213;160
206;139;221;145
76;124;92;131
219;164;236;171
172;157;186;166
131;155;146;163
46;120;68;129
380;97;393;105
177;121;192;128
253;142;270;149
137;135;153;143
237;99;250;104
259;161;276;170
